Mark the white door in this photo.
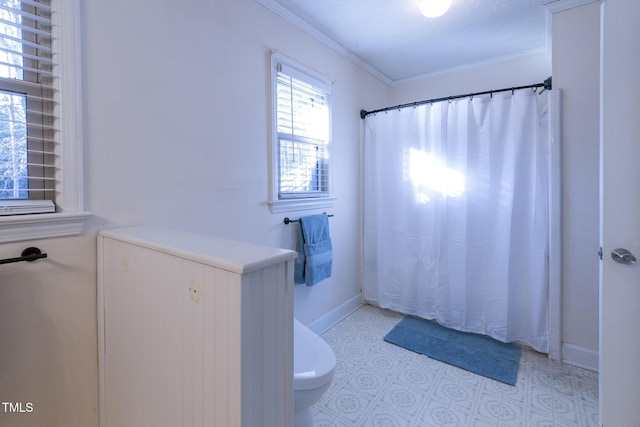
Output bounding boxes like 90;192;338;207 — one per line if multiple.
600;0;640;425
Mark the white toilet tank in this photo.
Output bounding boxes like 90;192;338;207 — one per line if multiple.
293;318;336;390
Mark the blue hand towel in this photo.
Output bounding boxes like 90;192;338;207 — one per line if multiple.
294;214;332;286
294;222;306;285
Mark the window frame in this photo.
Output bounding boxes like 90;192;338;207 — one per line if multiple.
0;0;89;243
268;51;336;213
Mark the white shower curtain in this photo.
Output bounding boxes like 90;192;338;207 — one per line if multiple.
363;90;550;352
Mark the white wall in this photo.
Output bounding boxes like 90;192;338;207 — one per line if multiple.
389;51;551;105
0;235;97;427
552;2;601;369
0;1;389;425
81;0;388;325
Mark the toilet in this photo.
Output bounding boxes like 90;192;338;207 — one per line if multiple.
293;318;336;427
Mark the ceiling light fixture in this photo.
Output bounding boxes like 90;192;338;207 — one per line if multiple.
419;0;452;18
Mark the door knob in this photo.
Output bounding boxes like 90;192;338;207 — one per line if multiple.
611;248;637;265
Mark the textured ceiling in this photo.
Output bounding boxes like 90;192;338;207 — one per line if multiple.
263;0;550;82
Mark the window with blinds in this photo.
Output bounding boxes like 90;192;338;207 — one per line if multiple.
273;54;331;201
0;0;55;214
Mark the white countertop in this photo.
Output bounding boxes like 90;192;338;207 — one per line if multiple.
99;225;297;274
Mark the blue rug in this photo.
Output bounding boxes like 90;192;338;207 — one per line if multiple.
384;316;520;386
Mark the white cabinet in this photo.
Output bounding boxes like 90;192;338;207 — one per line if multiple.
97;226;297;427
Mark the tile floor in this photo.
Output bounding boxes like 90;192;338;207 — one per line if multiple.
313;304;599;427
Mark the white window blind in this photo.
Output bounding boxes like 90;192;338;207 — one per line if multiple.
275;59;331;200
0;0;56;214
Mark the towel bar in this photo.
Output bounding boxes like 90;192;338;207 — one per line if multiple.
0;247;47;265
284;214;334;225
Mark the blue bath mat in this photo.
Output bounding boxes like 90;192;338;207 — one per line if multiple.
384;316;520;385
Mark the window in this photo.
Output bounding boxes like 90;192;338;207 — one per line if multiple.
0;0;88;243
269;51;335;213
0;0;54;210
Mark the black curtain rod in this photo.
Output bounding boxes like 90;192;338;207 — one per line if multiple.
360;77;552;119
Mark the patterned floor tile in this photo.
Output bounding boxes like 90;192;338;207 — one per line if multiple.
313;304;599;426
366;403;417;426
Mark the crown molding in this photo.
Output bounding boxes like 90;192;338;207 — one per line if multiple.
542;0;601;13
255;0;393;85
392;47;551;87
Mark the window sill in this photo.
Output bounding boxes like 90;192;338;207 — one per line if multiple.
269;197;336;214
0;211;91;243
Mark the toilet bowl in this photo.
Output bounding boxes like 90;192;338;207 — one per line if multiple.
294;318;336;427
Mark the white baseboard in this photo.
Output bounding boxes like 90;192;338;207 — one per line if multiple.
308;293;363;335
562;343;599;372
306;293;602;373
